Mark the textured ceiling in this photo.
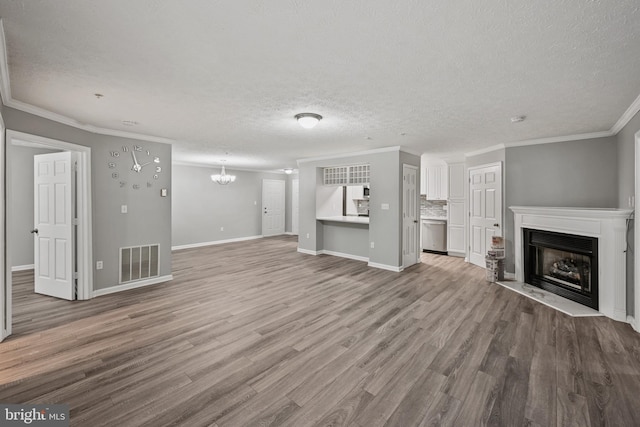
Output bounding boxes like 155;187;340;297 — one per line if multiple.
0;0;639;170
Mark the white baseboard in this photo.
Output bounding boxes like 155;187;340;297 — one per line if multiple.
368;262;403;272
172;235;262;251
93;274;173;297
321;250;368;263
284;232;298;236
11;264;34;272
627;315;639;332
298;247;400;271
504;272;516;280
297;247;320;256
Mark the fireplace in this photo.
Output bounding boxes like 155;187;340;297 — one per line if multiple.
511;206;632;322
524;228;598;309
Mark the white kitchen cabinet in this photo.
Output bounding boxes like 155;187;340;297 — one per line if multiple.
447;200;466;255
446;162;466;256
422;165;448;200
448;163;465;200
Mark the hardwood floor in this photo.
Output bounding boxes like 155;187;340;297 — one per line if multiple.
2;235;640;426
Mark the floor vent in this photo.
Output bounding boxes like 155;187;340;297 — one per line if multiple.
120;244;160;284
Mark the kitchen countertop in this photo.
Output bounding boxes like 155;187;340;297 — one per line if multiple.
317;216;370;225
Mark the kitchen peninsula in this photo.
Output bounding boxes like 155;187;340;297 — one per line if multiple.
297;147;421;272
316;184;370;260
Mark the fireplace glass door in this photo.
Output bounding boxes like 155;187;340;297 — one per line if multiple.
524;228;598;309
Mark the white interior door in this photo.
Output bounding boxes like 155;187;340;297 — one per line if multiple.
403;165;419;268
291;179;299;235
262;179;285;236
34;151;76;300
469;162;502;267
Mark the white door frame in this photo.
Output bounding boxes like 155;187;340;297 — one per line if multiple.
402;164;420;268
634;130;640;332
7;130;93;301
467;161;503;266
0;114;8;341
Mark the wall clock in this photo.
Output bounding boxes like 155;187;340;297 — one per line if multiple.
107;144;162;190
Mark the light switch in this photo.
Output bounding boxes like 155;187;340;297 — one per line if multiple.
381;203;390;210
121;205;127;214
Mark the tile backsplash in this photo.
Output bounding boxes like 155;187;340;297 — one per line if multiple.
420;197;447;217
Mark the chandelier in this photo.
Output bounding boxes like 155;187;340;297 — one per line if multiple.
211;163;236;185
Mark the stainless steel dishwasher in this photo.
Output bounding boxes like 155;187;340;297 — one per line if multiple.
421;219;447;253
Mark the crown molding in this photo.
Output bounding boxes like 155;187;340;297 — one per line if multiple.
506;131;614;148
611;92;640;134
0;20;11;105
172;160;291;174
297;145;402;164
465;144;506;157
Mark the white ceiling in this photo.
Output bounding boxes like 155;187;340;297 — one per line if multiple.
0;0;639;171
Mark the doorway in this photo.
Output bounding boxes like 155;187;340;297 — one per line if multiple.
262;179;285;236
468;162;503;268
2;131;93;340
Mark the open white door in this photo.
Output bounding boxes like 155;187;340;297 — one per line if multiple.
34;151;76;300
469;162;502;268
262;179;285;236
403;164;419;268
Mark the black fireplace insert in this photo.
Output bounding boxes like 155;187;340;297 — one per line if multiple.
524;228;598;309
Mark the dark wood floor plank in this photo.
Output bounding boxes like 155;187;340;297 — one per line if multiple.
557;387;591;427
2;236;640;426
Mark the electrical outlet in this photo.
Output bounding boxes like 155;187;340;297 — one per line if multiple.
370;242;375;249
220;226;224;231
96;261;103;270
121;205;127;214
306;233;310;239
381;203;390;210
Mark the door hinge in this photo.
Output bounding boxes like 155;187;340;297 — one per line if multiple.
73;272;79;280
73;218;79;225
74;161;79;172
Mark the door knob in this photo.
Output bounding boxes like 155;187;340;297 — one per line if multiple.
31;228;38;234
493;223;499;227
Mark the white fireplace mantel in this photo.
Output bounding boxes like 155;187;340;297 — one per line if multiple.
511;206;633;322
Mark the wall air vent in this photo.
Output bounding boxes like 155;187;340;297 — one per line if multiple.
120;244;160;284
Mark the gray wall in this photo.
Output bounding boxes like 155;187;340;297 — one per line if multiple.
171;164;286;247
4;107;172;291
298;148;420;269
504;137;618;273
322;222;369;258
617;110;640;315
10;145;60;267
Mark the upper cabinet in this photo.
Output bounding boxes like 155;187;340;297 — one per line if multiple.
448;163;465;200
324;164;370;186
421;165;448;200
